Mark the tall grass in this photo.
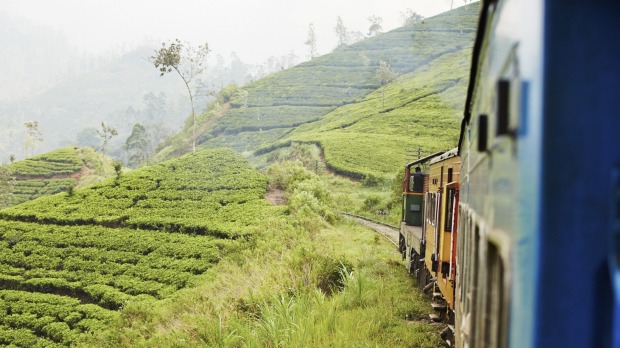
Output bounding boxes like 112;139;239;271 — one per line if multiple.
83;162;442;347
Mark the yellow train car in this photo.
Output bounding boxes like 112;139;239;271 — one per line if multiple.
399;152;445;285
424;148;460;312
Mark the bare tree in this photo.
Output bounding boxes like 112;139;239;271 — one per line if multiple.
97;121;118;155
23;121;43;158
376;60;398;107
401;9;425;27
304;23;318;59
334;16;350;47
151;39;210;154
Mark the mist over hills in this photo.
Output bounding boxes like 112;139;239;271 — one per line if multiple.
0;43;265;164
1;2;479;181
157;3;479;179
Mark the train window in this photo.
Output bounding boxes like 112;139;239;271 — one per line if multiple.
444;188;455;232
483;242;506;348
496;80;510;136
426;192;440;227
447;168;453;183
469;223;480;346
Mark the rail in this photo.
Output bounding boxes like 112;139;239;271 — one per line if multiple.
341;212;400;247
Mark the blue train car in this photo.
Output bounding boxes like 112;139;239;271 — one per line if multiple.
456;0;620;347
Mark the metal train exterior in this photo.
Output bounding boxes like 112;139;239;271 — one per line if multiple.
400;0;620;347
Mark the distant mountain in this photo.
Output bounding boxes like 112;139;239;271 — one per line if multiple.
0;45;191;163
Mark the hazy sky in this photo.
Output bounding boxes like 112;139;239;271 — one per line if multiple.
0;0;460;64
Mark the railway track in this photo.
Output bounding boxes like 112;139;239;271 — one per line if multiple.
342;212;399;247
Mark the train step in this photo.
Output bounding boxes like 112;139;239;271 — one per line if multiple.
429;314;442;322
433;292;443;300
432;303;447;311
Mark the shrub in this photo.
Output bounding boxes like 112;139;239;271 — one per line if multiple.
266;161;314;191
363;195;382;210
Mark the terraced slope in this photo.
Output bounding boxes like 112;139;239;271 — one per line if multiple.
283;47;472;179
0;149;283;346
154;4;479;159
4;147;92;206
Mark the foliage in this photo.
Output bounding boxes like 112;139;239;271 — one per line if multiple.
23;121;43;158
367;15;384;36
0;166;15;209
0;148;283;346
151;39;210;154
6;147;83;178
1;147;118;207
376;59;398;107
86;205;443;347
1;149;276;238
152;3;479;177
97;122;118;155
125;123;150;168
334;16;350;47
285;47;470;180
304;23;318;59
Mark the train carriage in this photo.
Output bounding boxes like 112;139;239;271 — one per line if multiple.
400;0;620;347
455;0;620;347
424;149;460;313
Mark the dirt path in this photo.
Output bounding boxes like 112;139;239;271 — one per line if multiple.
265;187;286;205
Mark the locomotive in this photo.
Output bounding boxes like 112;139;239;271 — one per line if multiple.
399;0;620;347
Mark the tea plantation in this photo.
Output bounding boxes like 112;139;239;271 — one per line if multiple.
3;147;118;207
0;149;283;346
4;148;85;206
145;4;480;187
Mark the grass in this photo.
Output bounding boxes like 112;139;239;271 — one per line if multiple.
80;161;442;347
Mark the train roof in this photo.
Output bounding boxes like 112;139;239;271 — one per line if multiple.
429;147;459;165
458;0;490;155
404;151;446;168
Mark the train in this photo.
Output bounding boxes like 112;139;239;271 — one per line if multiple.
399;0;620;347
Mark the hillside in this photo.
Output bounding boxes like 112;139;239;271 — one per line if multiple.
0;148;284;345
154;3;479;180
3;147;115;207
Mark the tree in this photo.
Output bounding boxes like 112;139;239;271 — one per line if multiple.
304;23;318;59
401;9;424;27
151;39;210;154
334;16;350;47
236;89;249;109
367;15;383;37
75;127;99;148
23;121;43;158
125;123;150;168
0;166;15;209
97;122;118;154
143;92;168;122
376;60;398;107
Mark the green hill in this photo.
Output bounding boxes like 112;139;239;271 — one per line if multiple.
154;3;479;181
2;147;116;207
0;148;283;345
0;4;481;346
